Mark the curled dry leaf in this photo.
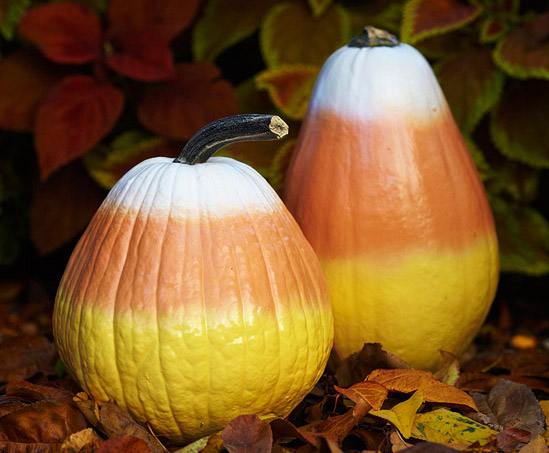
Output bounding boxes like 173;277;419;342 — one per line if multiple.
221;414;273;453
366;369;478;411
496;427;532;452
434;351;460;386
61;427;104;451
335;343;410;388
0;335;57;382
6;379;75;404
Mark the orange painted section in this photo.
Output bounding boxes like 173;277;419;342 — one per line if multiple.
59;204;329;319
284;109;496;259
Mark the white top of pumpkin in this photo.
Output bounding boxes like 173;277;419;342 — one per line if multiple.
308;43;447;122
104;157;282;218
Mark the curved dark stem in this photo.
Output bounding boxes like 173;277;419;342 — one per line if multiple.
175;114;288;165
348;26;399;48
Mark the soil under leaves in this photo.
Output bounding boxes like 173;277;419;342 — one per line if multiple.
0;281;548;453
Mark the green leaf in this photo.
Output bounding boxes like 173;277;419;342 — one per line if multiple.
268;138;295;193
255;65;320;119
486;161;539;203
490;80;549;168
85;131;180;190
494;12;549;80
260;2;350;68
411;408;498;446
463;137;491;180
347;1;405;36
192;0;279;61
436;47;504;134
0;0;30;40
370;391;424;439
236;78;277;115
491;197;549;276
401;0;482;44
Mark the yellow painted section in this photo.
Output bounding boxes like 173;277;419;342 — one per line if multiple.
53;298;333;443
323;235;499;371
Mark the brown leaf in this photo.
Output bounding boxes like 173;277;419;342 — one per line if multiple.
270;418;319;447
401;0;482;44
334;381;388;412
138;62;239;140
506;349;549;379
521;435;549;453
6;380;75;405
457;371;499;393
494;12;549;80
367;369;478;411
497;427;532;452
316;410;365;444
335;343;410;388
97;436;151;453
472;380;545;440
96;402;165;453
221;415;273;453
0;401;27;418
0;50;63;131
61;427;104;452
30;164;104;255
390;429;412;452
0;335;57;382
400;443;462;452
0;400;88;443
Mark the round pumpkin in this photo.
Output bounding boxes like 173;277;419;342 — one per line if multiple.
284;27;499;371
53;115;333;443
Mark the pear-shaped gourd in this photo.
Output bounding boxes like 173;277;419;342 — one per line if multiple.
53;115;333;443
284;27;499;371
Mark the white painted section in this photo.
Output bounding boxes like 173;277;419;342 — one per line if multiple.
308;43;448;121
103;157;284;217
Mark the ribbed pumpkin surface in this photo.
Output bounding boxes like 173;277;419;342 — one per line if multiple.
54;156;333;442
285;43;498;371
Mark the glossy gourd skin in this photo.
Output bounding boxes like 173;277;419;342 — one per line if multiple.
284;29;499;371
53;116;333;443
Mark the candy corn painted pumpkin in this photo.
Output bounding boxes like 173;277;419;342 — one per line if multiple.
53;115;333;443
284;27;499;371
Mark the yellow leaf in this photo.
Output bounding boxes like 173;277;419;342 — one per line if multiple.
434;351;460;386
334;381;388;412
370;390;424;439
411;408;498;446
521;434;549;453
260;2;350;68
256;65;319;119
540;401;549;442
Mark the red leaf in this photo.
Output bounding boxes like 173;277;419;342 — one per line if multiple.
0;50;63;131
97;436;151;453
108;0;200;41
402;0;482;44
221;415;273;453
18;2;102;64
105;28;175;81
30;165;104;254
138;62;239;140
35;75;124;178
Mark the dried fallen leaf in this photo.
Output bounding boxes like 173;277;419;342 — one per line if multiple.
497;427;532;452
389;429;413;452
457;371;499;393
411;408;498;447
434;351;460;387
0;335;57;382
472;379;545;440
367;369;478;411
370;391;424;439
61;427;104;452
7;379;75;404
400;442;462;452
221;414;273;453
334;381;388;413
520;434;549;453
336;343;410;388
97;436;151;452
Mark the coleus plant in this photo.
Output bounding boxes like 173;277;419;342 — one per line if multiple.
0;0;547;279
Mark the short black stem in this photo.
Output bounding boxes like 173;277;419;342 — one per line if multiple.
174;114;288;165
348;26;399;48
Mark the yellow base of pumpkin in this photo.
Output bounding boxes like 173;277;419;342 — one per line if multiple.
54;301;333;443
323;235;499;371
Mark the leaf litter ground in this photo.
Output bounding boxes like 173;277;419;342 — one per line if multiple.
0;281;548;453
